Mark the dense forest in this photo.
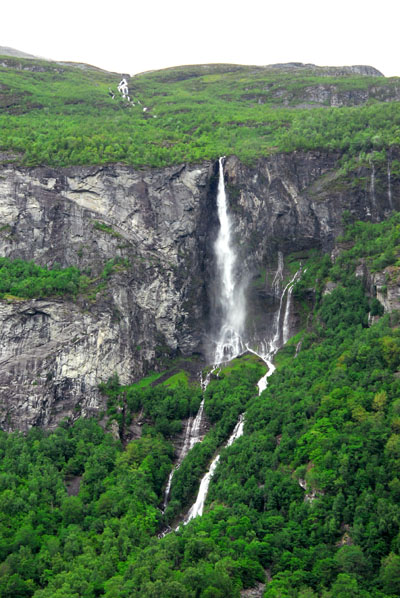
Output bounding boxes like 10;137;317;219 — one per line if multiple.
3;53;400;597
1;214;400;596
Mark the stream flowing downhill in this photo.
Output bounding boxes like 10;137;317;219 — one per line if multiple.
163;157;302;527
213;157;246;364
179;159;302;526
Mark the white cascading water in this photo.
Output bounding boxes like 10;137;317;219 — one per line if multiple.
180;158;247;524
162;369;216;510
172;158;302;527
272;251;284;296
250;269;301;394
370;161;377;210
162;416;192;510
183;414;245;523
388;160;393;210
214;157;246;364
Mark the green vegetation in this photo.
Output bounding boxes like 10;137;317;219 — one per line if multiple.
102;375;203;440
3;52;400;593
0;256;128;301
93;221;122;239
337;211;400;272
161;370;189;387
0;257;88;299
1;58;400;168
0;419;170;598
3;216;400;596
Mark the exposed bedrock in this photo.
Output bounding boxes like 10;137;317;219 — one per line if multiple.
0;151;398;429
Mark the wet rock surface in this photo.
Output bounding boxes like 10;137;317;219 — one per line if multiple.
0;152;397;429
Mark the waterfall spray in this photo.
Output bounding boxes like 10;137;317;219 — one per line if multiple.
388;159;393;210
168;158;303;528
214;157;245;364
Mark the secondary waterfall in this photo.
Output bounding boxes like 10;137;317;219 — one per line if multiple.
252;269;301;394
162;370;215;510
272;251;284;296
183;415;245;523
370;160;377;210
388;159;393;210
162;417;192;511
167;158;303;527
214;157;246;364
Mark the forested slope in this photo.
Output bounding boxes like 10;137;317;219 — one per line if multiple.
1;215;400;597
2;54;400;597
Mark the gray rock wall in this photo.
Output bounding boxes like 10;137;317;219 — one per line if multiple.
0;152;397;429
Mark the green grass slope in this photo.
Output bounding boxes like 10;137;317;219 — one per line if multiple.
1;216;400;596
1;57;400;168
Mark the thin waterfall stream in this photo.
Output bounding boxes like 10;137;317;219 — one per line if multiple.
181;159;302;525
164;157;302;527
388;159;393;210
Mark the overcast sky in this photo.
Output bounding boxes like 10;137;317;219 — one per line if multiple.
3;0;400;77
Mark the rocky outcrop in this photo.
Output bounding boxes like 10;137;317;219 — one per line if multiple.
0;151;398;430
0;162;213;429
355;260;400;315
269;63;383;77
222;151;399;344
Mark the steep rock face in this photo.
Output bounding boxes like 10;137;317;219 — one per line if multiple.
0;152;398;429
289;84;399;107
222;152;399;344
0;163;213;429
354;260;400;315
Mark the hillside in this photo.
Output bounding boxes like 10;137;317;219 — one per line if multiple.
1;56;400;169
2;216;400;597
1;54;400;597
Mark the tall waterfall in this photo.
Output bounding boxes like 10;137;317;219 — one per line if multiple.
168;157;302;527
214;157;246;364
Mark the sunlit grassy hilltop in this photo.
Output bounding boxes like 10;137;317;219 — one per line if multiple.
1;55;400;168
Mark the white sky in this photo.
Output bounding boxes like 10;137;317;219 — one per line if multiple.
2;0;400;77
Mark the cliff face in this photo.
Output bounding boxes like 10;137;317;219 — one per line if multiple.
0;163;213;429
222;152;399;344
0;152;398;430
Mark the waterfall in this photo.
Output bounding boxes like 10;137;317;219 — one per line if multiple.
214;157;245;364
183;415;245;524
167;157;303;528
162;470;175;511
162;368;216;510
388;159;393;210
283;270;301;344
272;251;284;296
251;269;301;394
189;399;205;450
370;161;377;210
182;267;303;525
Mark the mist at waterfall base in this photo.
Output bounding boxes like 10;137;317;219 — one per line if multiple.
213;157;246;365
178;160;299;525
162;157;302;527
